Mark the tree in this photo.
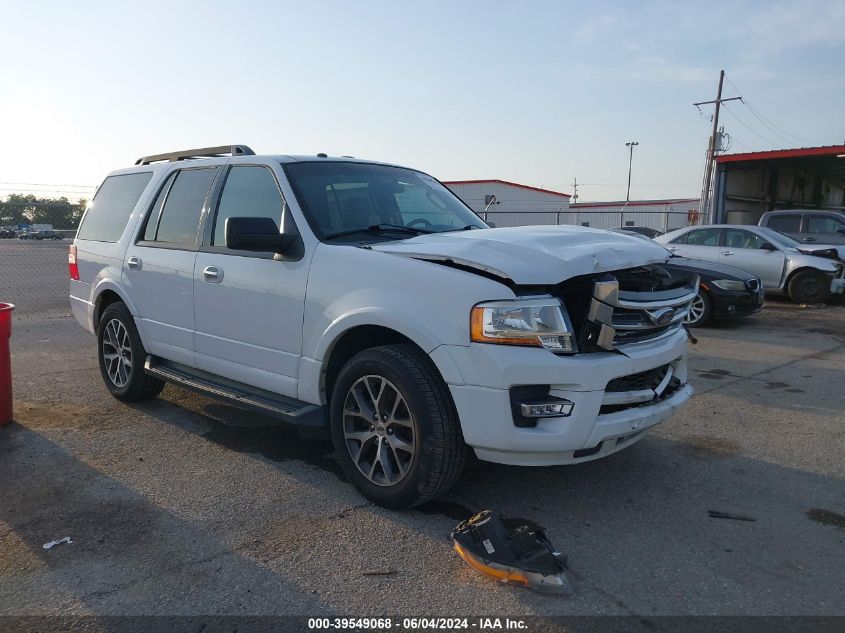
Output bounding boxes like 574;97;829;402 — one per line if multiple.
0;194;88;229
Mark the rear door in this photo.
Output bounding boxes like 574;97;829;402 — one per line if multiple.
666;227;722;264
192;162;308;397
123;165;220;366
720;228;785;289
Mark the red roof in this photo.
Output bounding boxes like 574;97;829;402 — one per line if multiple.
443;179;571;198
572;198;699;209
716;145;845;164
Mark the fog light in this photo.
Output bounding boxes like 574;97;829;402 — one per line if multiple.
520;399;574;418
728;304;736;313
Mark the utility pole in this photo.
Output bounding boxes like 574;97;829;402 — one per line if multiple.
625;142;639;203
571;177;579;204
695;69;741;223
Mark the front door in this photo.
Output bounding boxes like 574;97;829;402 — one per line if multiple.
720;228;785;289
192;163;308;398
123;165;220;367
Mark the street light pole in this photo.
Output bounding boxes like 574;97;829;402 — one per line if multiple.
623;141;638;227
625;141;639;203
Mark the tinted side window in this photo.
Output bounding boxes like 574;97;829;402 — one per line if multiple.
212;166;284;246
767;215;801;232
143;172;177;241
684;228;720;246
77;172;153;242
807;215;844;234
150;168;217;247
724;228;771;249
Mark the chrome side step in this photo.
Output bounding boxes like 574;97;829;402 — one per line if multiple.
144;356;326;428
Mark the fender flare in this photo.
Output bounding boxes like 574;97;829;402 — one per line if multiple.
313;307;441;362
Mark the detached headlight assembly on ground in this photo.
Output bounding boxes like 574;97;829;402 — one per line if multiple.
710;279;747;291
470;298;577;353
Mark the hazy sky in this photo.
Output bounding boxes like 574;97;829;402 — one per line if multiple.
2;0;843;203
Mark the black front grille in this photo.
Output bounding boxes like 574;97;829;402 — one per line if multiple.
606;364;671;392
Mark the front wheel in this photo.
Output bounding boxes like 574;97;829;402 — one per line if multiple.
788;270;830;304
330;345;465;509
97;302;164;402
684;290;713;327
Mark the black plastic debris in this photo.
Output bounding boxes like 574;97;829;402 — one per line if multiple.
708;510;756;522
451;510;571;593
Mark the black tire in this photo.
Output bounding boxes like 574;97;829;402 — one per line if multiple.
97;302;164;402
330;344;465;509
684;290;713;327
787;270;830;304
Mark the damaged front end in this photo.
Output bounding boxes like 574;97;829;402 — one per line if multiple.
551;264;699;353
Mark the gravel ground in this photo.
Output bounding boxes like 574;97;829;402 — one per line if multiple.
0;293;843;618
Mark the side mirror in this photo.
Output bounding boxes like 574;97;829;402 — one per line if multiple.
760;241;777;251
225;217;296;253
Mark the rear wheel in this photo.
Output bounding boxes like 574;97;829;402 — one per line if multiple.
684;290;713;327
330;345;465;509
788;270;830;304
97;302;164;402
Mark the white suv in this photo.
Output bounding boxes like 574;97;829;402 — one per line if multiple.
70;145;696;508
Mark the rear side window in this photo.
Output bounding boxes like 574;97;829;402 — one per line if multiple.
145;168;217;247
212;166;284;246
675;228;720;246
77;172;153;242
767;215;801;233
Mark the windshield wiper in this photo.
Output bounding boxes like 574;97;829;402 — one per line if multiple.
324;224;433;240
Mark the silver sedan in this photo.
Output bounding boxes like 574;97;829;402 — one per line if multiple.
655;224;845;304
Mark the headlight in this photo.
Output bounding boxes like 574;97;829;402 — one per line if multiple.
710;279;746;291
470;298;577;353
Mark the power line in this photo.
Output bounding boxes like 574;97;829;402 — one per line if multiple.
0;188;92;195
0;181;95;188
724;74;820;147
721;103;780;148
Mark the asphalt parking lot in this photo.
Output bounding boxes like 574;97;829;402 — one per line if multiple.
1;242;844;619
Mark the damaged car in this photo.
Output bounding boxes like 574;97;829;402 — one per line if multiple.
70;146;697;508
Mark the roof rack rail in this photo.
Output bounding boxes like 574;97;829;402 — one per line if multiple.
135;145;255;165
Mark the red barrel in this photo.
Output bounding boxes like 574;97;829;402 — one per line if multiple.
0;303;14;426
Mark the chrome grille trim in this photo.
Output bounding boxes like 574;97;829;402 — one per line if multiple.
586;275;699;350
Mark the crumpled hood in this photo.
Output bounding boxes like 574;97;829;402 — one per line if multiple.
370;225;671;285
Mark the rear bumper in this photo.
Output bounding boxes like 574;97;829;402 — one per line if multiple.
436;328;692;466
69;281;95;334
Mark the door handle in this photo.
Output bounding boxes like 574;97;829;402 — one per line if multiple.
127;256;142;270
721;250;733;256
803;237;817;242
668;246;679;252
202;266;223;283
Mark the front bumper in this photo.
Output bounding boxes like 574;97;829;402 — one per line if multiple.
711;288;765;318
436;328;692;466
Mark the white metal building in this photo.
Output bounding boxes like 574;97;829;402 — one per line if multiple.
566;199;701;233
443;179;571;227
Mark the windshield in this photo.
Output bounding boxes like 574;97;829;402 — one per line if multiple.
283;161;488;241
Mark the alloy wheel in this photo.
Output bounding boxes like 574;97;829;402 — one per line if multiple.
685;295;705;325
342;375;417;486
102;318;132;388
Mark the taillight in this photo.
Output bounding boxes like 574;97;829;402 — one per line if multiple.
68;245;80;280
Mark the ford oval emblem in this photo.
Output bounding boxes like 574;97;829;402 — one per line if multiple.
646;307;676;326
